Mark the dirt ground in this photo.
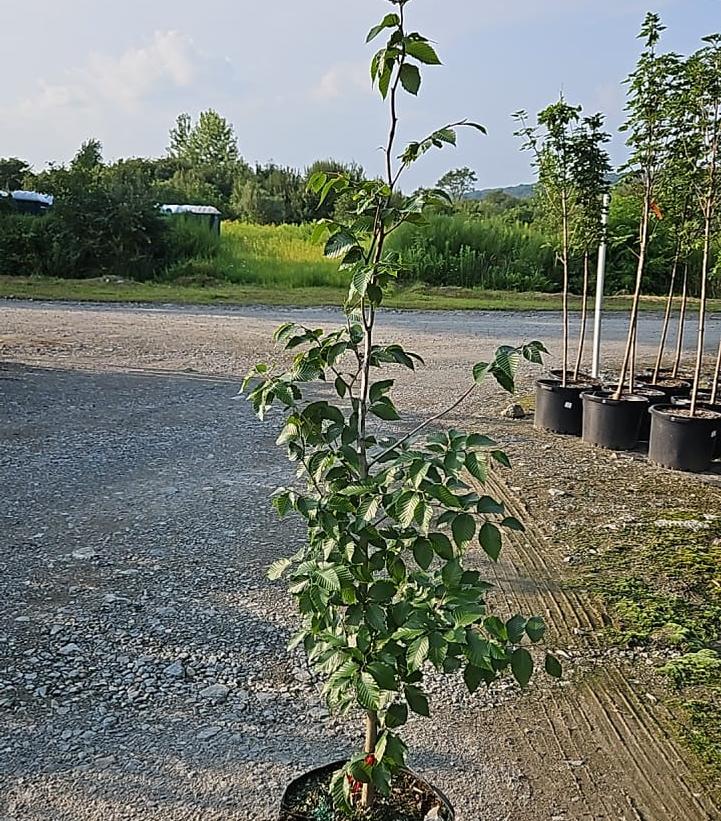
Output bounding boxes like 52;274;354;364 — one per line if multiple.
1;301;720;821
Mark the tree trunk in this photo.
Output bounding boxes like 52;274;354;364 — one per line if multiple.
652;248;680;383
691;214;713;416
614;188;651;401
672;263;689;378
573;251;590;381
561;192;570;388
360;710;378;808
710;339;721;405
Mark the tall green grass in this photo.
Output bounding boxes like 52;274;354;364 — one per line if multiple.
218;222;346;288
386;214;558;292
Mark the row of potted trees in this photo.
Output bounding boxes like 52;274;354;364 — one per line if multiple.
526;15;721;474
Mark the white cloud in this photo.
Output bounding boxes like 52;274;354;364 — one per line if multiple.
311;61;370;102
7;31;199;120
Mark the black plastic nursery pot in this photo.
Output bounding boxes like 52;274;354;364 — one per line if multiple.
602;385;665;441
669;397;721;460
581;390;649;451
535;379;591;436
635;374;691;398
279;760;454;821
649;404;721;473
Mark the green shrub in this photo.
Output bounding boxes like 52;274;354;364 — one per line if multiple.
661;650;721;688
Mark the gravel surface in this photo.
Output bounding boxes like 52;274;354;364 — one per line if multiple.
1;301;719;821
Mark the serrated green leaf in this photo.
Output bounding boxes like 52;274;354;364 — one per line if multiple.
399;63;421;95
367;662;397;691
405;39;442;65
366;12;400;42
465;451;488;483
407;635;429;670
357;671;381;709
477;496;505;515
526;616;546;643
385;702;408;729
511;647;534;688
317;566;341;592
502;516;525;532
404;685;430;717
479;522;502;561
413;538;434;570
367;603;388;632
441;558;463;588
452;513;476;547
267;558;292;581
369;580;396;602
429;532;454;559
545;653;562;678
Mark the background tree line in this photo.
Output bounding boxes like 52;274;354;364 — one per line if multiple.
0;107;718;295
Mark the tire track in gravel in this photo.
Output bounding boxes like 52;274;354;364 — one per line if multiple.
475;472;720;821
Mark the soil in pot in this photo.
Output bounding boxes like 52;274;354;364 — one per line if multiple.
581;390;649;451
635;375;691;397
649;405;721;473
279;761;454;821
535;378;594;436
548;368;599;385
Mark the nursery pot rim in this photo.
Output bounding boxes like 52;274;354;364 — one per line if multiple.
582;389;649;406
649;404;721;424
279;758;455;820
536;377;595;392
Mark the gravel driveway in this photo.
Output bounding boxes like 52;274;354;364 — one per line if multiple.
1;301;719;821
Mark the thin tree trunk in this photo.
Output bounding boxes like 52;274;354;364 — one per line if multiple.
360;711;378;807
672;262;689;378
710;339;721;405
614;189;651;401
629;323;637;393
573;251;590;381
561;192;570;388
652;248;681;383
691;214;713;416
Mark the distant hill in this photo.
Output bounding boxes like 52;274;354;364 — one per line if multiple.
466;183;535;201
467;172;621;202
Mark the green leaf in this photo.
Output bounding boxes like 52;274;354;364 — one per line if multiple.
405;39;442;65
367;603;388;632
463;663;484;694
369;380;394;403
413;538;434;570
452;606;486;627
465;451;488;483
352;266;373;296
404;685;430;717
472;362;491;384
367;662;397;691
492;450;512;468
545;653;562;678
451;513;476;547
479;522;502;561
357;671;381;710
441;558;463;588
385;702;408;729
267;558;292;581
334;375;347;398
477;496;504;515
369;580;396;602
324;231;358;261
502;516;525;532
399;63;421;95
429;532;454;560
407;635;429;670
511;647;534;688
507;615;527;644
370;399;400;421
366;13;400;43
316;566;341;592
526;617;546;643
398;492;421;527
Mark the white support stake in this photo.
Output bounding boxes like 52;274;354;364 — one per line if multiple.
591;193;611;380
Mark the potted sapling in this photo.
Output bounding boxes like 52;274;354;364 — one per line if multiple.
243;3;561;818
650;34;721;472
583;14;679;451
514;100;598;435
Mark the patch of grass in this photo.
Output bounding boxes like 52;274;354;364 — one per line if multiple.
661;650;721;689
577;507;721;781
3;275;721;313
680;700;721;787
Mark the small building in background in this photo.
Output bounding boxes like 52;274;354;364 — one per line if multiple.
159;204;222;235
8;190;54;215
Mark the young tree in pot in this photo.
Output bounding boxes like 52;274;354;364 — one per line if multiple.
570;114;612;382
650;35;721;472
244;3;560;817
514;101;588;435
583;14;679;451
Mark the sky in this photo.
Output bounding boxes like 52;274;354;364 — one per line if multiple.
1;0;720;191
